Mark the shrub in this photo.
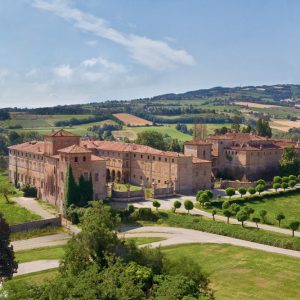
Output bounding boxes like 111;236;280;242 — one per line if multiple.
21;184;37;198
173;201;181;213
198;193;209;206
273;176;282;184
236;211;248;227
238;187;247;197
289;221;300;237
131;208;157;221
289;180;296;188
256;184;265;195
222;200;231;210
282;182;289;190
282;176;289;183
259;209;267;223
212;209;217;221
223;209;232;224
184;200;194;214
225;188;235;199
248;187;256;195
252;216;261;228
273;183;281;191
230;203;240;215
256;179;266;187
153;200;161;211
275;212;285;227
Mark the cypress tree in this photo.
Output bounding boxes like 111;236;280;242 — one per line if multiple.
0;213;18;282
64;165;78;215
78;174;94;207
87;173;94;202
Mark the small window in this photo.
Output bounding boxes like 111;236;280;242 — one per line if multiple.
83;156;86;162
172;159;174;163
134;154;136;158
147;155;150;159
141;154;143;158
165;158;167;162
95;173;99;182
159;157;161;161
75;157;78;162
153;156;155;160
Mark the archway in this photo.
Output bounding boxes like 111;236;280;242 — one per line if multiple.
117;171;122;182
106;169;111;182
111;170;116;182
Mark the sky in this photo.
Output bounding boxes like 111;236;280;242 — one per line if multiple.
1;0;300;108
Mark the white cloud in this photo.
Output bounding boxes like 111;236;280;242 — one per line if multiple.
32;0;195;70
81;57;127;73
53;64;73;78
85;40;97;46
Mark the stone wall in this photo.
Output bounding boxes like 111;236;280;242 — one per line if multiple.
9;216;61;233
111;189;145;202
153;187;174;198
220;180;256;189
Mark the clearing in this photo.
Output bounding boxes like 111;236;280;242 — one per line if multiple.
113;113;153;126
235;101;281;108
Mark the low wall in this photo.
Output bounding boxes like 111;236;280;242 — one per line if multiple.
153;187;174;199
9;216;61;233
111;189;145;202
220;180;257;189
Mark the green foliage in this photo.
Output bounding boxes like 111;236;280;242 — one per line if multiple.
223;209;232;224
289;180;297;188
256;118;272;137
289;221;300;237
63;165;78;216
21;184;37;198
281;182;289;190
131;207;157;221
273;176;282;184
0;214;18;281
238;187;247;197
256;179;266;187
225;187;235;198
259;209;268;223
252;217;261;228
275;212;285;227
236;211;248;227
173;200;182;212
282;176;289;183
289;175;297;181
273;183;281;191
222;200;231;210
248;187;256;195
280;147;300;176
212;209;217;221
153;200;161;211
230;203;240;215
243;206;255;218
256;184;265;195
78;174;93;207
184;200;194;214
135;130;167;151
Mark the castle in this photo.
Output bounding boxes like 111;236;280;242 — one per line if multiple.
8;129;212;212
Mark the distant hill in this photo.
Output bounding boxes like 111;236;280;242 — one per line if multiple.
151;84;300;104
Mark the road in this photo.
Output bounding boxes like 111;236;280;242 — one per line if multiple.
16;224;300;276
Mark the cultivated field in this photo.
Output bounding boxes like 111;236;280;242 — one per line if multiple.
113;113;153;126
235;101;281;108
270;119;300;132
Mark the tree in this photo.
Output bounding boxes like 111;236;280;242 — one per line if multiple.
223;209;232;224
289;175;297;181
198;193;209;206
225;187;235;199
212;209;217;221
256;184;264;195
135;131;167;151
279;147;300;176
273;176;282;184
230;203;240;215
256;118;272;137
63;165;78;216
238;187;247;198
0;182;14;204
281;182;288;190
259;209;267;223
184;200;194;214
289;180;296;188
275;212;285;227
282;176;289;183
248;187;256;195
153;200;161;211
222;200;231;210
273;183;281;192
237;211;248;227
252;216;261;229
288;221;300;237
0;214;18;283
168;139;181;153
243;206;254;218
173;200;181;213
256;179;266;187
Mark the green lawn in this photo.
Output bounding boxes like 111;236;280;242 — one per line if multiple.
208;192;300;229
125;236;166;245
16;245;66;263
9;269;59;285
162;243;300;300
11;226;65;241
0;174;41;225
114;183;142;192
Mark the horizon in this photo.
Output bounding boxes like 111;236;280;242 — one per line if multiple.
2;0;300;108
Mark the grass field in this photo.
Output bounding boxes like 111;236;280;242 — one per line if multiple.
0;174;41;225
11;226;65;241
112;123;232;142
125;236;166;245
9;269;59;285
162;243;300;300
16;245;66;263
114;183;141;191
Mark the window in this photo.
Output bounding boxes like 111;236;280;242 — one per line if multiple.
141;155;143;158
165;158;167;162
61;172;64;181
84;172;89;180
95;173;99;182
147;155;150;159
159;157;161;161
75;157;78;162
83;156;86;162
153;156;155;160
140;176;142;180
134;154;136;158
172;159;174;163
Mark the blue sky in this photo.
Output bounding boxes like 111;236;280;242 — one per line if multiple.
1;0;300;108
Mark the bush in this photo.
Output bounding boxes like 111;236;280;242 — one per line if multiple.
222;200;231;210
273;176;282;184
282;176;289;183
21;184;37;198
225;188;235;199
248;187;256;195
131;208;157;221
289;180;297;188
256;184;265;195
256;179;266;187
238;187;246;197
282;182;288;190
273;183;281;191
289;175;297;181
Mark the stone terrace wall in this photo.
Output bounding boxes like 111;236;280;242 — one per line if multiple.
220;180;257;189
9;216;61;233
111;189;145;202
153;187;174;199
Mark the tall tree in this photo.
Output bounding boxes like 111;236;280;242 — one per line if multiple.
256;118;272;137
279;147;300;176
63;165;78;215
0;214;18;283
135;131;167;151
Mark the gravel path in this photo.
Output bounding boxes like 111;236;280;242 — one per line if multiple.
17;260;59;276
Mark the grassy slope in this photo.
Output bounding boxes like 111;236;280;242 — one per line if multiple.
163;243;300;300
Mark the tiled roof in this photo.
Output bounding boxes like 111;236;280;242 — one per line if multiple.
8;141;45;154
91;155;106;161
185;140;212;145
58;144;91;154
81;140;185;158
208;133;267;142
192;157;211;164
44;129;79;137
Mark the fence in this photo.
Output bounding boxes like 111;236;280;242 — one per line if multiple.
9;216;61;233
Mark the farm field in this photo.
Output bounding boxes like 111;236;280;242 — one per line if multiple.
163;243;300;300
112;123;232;142
270;119;300;132
235;101;281;108
113;113;153;126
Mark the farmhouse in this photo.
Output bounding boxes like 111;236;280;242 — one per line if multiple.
187;132;300;181
8;129;212;211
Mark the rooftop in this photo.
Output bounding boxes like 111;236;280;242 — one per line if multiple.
44;129;79;137
58;144;91;154
208;133;267;142
8;141;45;154
185;140;212;146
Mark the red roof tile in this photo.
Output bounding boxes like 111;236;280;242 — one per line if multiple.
44;129;79;137
58;144;91;154
8;141;45;154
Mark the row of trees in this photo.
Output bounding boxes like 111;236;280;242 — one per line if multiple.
152;199;194;214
